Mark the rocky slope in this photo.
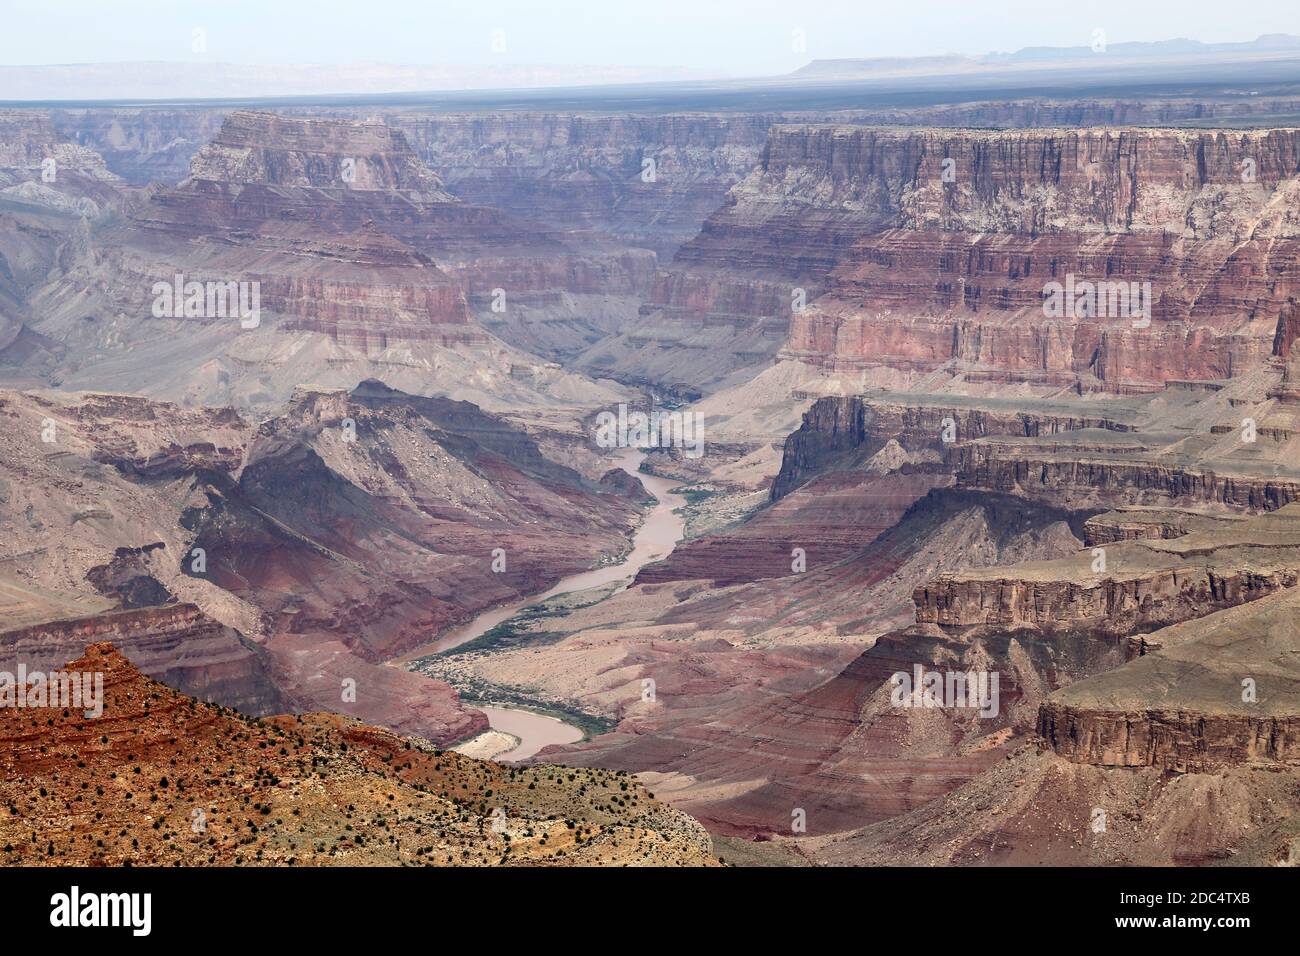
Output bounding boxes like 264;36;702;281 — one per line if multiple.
0;643;717;866
807;577;1300;865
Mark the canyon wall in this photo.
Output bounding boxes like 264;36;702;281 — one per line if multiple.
914;567;1298;634
776;126;1300;391
771;393;1134;500
397;112;778;258
0;603;285;715
1038;703;1300;772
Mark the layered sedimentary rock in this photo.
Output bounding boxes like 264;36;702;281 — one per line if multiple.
915;505;1300;636
953;441;1300;511
771;392;1135;500
0;110;122;195
768;357;1300;521
5;110;648;413
779;126;1300;391
47;91;1300;188
0;603;284;714
172;380;641;734
1081;507;1247;544
122;110;482;344
1038;703;1300;771
805;738;1300;866
141;111;660;365
1037;582;1300;772
576;125;908;392
635;469;945;586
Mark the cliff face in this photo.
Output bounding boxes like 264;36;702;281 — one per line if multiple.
1034;580;1300;772
120;111;483;342
953;443;1300;512
188;110;453;196
1037;703;1300;772
401;112;777;259
579;126;907;390
761;126;1300;235
771;394;1133;500
577;125;1300;393
914;567;1298;633
754;126;1300;391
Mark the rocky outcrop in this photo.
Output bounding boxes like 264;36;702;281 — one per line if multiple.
0;110;121;186
915;567;1298;634
772;394;1133;500
187;110;453;195
97;111;492;346
953;443;1300;511
0;643;717;866
1029;576;1300;772
1082;508;1246;545
1038;703;1300;771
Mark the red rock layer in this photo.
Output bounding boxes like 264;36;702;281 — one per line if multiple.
792;231;1287;387
0;603;284;715
763;126;1300;389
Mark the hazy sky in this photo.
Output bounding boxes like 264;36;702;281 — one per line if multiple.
3;0;1298;76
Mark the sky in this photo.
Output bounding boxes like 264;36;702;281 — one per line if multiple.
1;0;1298;77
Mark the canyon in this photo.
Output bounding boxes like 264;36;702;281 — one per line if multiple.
3;74;1300;869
